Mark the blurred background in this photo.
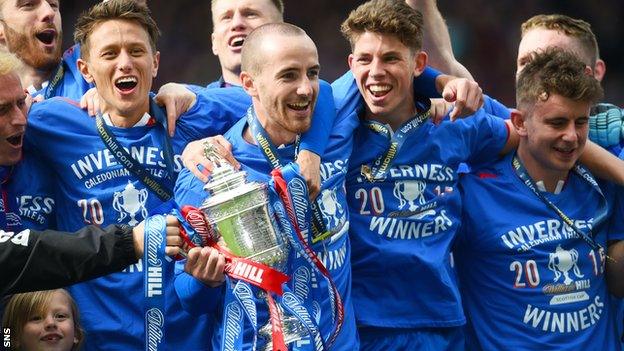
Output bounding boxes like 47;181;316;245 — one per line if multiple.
61;0;623;107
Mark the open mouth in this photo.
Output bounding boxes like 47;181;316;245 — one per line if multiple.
5;133;23;147
554;146;575;156
228;35;246;48
287;101;310;111
115;76;138;92
41;334;62;342
367;84;392;98
35;29;56;45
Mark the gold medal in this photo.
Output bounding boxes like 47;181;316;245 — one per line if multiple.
361;165;375;182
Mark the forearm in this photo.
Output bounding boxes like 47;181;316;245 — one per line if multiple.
607;241;624;297
2;225;137;295
409;0;474;80
580;140;624;185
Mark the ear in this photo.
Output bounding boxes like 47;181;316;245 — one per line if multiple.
152;51;160;78
211;32;218;56
0;22;6;46
593;59;606;82
240;71;257;97
347;54;354;71
510;108;528;137
77;58;95;84
413;51;428;77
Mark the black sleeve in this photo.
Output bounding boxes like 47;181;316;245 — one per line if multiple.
1;225;139;295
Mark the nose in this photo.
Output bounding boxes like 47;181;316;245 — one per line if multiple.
561;123;579;143
117;50;133;73
43;314;57;329
369;58;385;79
38;1;57;24
230;11;248;31
296;76;313;98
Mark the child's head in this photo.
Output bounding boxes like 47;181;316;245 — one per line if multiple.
2;289;84;351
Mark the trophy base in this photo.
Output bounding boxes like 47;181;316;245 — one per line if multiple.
259;312;309;351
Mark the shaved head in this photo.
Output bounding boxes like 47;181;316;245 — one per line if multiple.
241;22;309;76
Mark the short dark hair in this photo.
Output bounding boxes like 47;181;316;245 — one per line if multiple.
516;47;603;110
340;0;423;53
74;0;160;60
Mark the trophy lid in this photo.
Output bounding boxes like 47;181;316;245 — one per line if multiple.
201;181;266;209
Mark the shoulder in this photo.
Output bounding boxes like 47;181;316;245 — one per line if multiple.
28;97;84;123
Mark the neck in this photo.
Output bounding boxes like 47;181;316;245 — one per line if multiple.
221;68;242;87
101;99;149;128
244;106;297;146
365;104;417;131
19;65;56;91
517;146;568;193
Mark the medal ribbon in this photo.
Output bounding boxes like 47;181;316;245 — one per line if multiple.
42;63;64;99
361;107;430;182
179;206;290;351
96;99;175;202
246;108;327;243
143;215;168;351
271;168;343;349
512;154;608;253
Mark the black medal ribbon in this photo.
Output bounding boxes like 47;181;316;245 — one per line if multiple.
96;99;175;202
512;153;608;253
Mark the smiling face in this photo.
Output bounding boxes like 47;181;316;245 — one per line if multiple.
348;31;426;127
0;0;62;72
19;290;78;351
241;32;319;145
0;71;28;166
515;94;591;182
77;19;159;124
211;0;282;84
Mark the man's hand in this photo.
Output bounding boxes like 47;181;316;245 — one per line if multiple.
429;98;454;124
184;246;226;287
296;150;321;199
441;77;483;120
155;83;197;136
80;87;100;117
182;136;239;183
132;215;184;258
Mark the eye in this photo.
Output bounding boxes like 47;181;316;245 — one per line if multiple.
101;51;116;59
47;0;59;9
130;48;145;56
576;118;589;126
281;72;296;81
17;97;27;109
385;56;399;63
29;315;43;322
307;69;319;79
356;57;371;64
54;313;68;321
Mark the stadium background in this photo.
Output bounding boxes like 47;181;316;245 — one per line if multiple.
60;0;624;107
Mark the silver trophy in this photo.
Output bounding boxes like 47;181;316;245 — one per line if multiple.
199;143;308;350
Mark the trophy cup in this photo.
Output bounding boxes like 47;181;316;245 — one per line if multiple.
199;144;309;350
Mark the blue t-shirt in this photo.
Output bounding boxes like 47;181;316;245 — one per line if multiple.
23;90;248;350
33;44;92;101
455;152;622;350
174;84;360;350
332;72;509;329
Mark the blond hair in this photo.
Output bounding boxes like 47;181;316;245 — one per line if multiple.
0;51;22;75
2;289;84;351
521;14;599;66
